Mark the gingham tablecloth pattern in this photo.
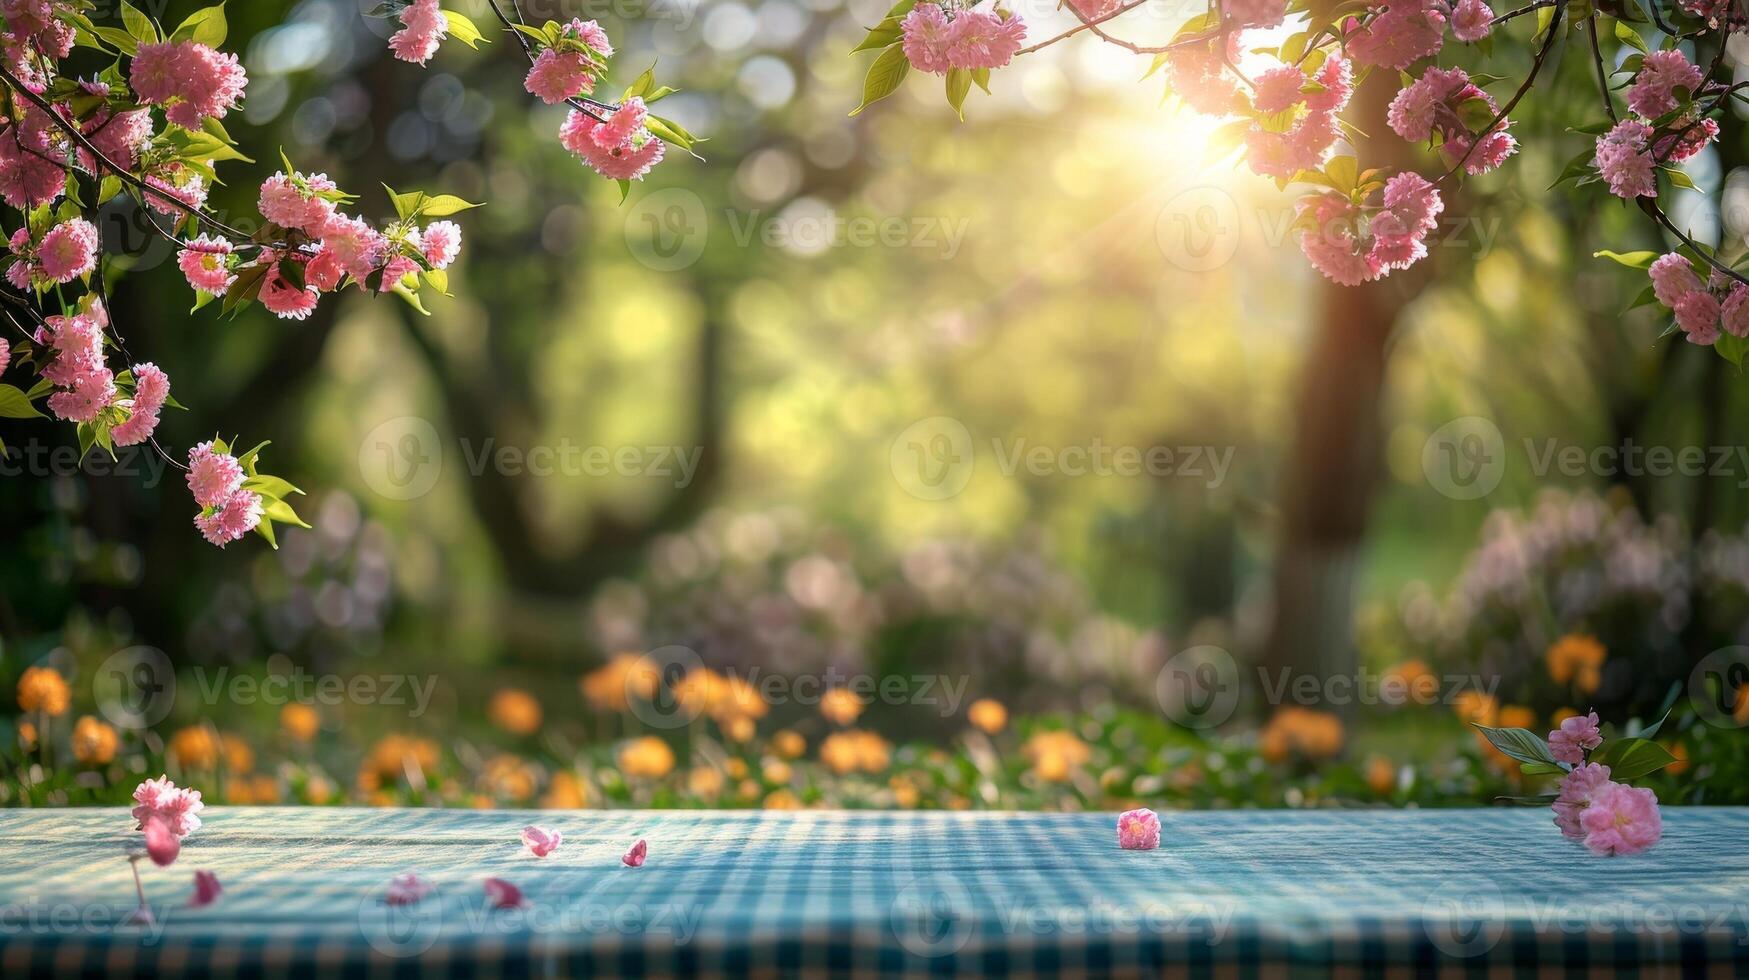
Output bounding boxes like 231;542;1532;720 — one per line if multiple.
0;807;1745;978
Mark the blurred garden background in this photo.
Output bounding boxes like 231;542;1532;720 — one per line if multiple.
3;0;1748;811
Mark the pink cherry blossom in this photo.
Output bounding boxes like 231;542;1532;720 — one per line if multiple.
144;171;209;218
420;221;462;269
1345;2;1447;70
384;873;434;905
259;260;321;320
189;870;222;908
1650;252;1702;307
39;307;113;423
622;838;648;867
82;107;153;172
525;48;599;104
1117;808;1161;850
484;878;526;909
0;338;9;375
178;235;236;295
1721;283;1749;338
1253;66;1307;115
144;816;181;867
37;218;97;283
390;0;448;66
187;441;245;509
1655;116;1718;164
1548;710;1603;765
1578;781;1662;856
1552;762;1611;841
1675;291;1721;345
561;105;666;182
1163;43;1239;116
1388;67;1515;175
1450;0;1493;41
320;214;387;280
132;775;205;838
944;9;1026;71
901;4;954;75
1226;0;1288;28
113;362;169;447
521;824;562;857
129;41;247;129
259;172;339;234
195;488;264;547
1628;50;1704;120
1595;119;1657;199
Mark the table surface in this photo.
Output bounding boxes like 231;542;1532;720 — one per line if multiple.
1;807;1745;978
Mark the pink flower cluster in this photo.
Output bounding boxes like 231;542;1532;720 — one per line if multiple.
37;302;113;423
1628;50;1703;119
1345;0;1449;70
561;98;666;181
0;106;71;208
1647;252;1749;346
129;40;248;130
187;441;263;547
1548;709;1602;765
1387;67;1516;175
1117;807;1161;850
112;363;170;447
133;775;204;866
900;3;1027;75
1596;51;1716;200
1595;119;1657;199
6;217;99;288
1225;0;1289;29
1243;56;1352;181
1163;36;1247;117
524;20;614;104
1297;171;1444;285
390;0;449;66
1551;762;1663;856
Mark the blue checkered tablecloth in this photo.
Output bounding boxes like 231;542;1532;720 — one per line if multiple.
0;807;1745;977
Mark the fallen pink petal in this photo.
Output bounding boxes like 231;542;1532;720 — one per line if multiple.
143;816;181;867
384;873;434;906
520;824;562;858
1117;808;1161;850
483;877;525;909
188;870;222;907
622;838;648;867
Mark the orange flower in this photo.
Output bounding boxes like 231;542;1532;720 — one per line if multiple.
687;766;724;800
280;703;320;742
1546;634;1606;694
481;754;537;801
539;770;586;808
1452;690;1498;729
71;716;117;765
771;729;806;759
617;736;676;779
488;688;543;736
967;698;1007;734
1734;683;1749;726
1498;705;1537;731
223;733;255;773
360;734;441;789
819;688;865;727
819;730;891;774
763;760;792;785
1258;707;1345;763
1021;730;1092;782
1365;755;1396;796
890;776;920;808
1662;740;1690;777
722;715;756;744
168;726;220;770
16;666;70;716
763;789;802;810
580;654;661;713
1382;660;1439;703
304;776;335;805
16;720;37;751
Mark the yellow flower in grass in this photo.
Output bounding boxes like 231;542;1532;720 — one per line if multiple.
169;726;219;770
16;666;69;716
542;770;588;808
617;736;675;780
304;776;335;805
890;776;920;809
224;734;255;774
1022;730;1092;782
71;716;117;765
763;789;802;810
17;720;37;751
488;688;543;736
581;653;661;713
1546;634;1606;694
763;760;792;785
1365;755;1397;796
360;734;441;789
1497;705;1537;731
771;729;805;759
967;698;1007;734
819;730;891;775
1452;690;1498;729
229;774;280;805
687;766;724;800
280;703;320;742
481;754;538;802
819;688;864;726
723;715;757;744
1382;660;1439;704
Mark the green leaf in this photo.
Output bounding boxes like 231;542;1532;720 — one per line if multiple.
441;9;487;48
945;68;972;121
1663;167;1698;192
1473;725;1564;770
1590;737;1677;781
0;384;43;419
1594;249;1660;270
417;194;482;218
242;474;304;499
254;517;278;549
172;3;227;47
850;44;909;117
1715;332;1748;368
1614;18;1649;54
509;23;551;46
261;497;311;528
623;64;657;102
1324;154;1359;195
120;1;159;44
88;25;138;56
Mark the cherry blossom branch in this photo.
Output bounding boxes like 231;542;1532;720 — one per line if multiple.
1492;0;1557;25
1018;0;1156;55
1437;0;1564;183
1640;198;1749;287
1583;14;1617;123
483;0;610;123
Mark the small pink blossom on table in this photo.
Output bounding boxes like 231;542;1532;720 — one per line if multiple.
623;838;648;867
132;776;204;837
384;873;434;906
521;825;562;858
1551;763;1612;841
143;817;181;867
1548;711;1603;765
189;870;222;907
484;877;526;909
1117;808;1160;850
1579;782;1663;856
